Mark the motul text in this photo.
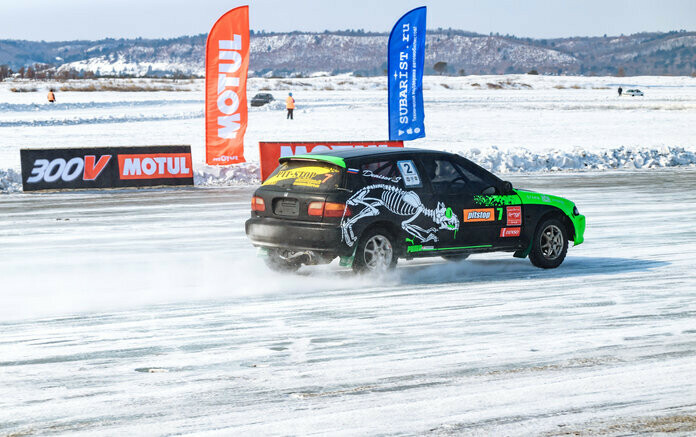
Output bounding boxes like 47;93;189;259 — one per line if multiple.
118;154;192;179
258;141;404;181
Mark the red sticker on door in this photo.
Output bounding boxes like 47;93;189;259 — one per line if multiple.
506;206;522;226
500;227;521;237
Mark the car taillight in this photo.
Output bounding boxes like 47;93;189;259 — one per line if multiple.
307;201;351;217
325;202;350;217
251;196;265;212
308;201;324;216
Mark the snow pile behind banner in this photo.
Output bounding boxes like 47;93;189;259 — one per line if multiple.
191;145;696;188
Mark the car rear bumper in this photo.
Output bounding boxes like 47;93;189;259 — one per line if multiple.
245;217;349;255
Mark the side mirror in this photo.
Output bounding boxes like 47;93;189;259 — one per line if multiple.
502;181;513;194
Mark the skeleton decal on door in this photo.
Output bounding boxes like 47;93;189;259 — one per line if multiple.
341;184;460;247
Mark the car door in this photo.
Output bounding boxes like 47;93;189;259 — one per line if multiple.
418;155;519;250
454;156;524;249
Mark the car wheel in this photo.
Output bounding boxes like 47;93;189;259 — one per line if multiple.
264;249;301;273
352;227;397;273
441;254;470;262
529;217;568;269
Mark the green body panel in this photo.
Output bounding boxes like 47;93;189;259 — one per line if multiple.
514;189;586;246
286;154;347;168
472;194;521;207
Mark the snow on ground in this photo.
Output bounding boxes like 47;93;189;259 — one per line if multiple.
1;170;695;435
1;74;696;192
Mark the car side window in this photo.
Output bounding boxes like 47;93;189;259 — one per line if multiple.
358;160;402;186
454;158;501;193
421;157;470;194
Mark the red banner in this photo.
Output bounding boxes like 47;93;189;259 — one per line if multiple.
258;141;404;181
205;6;249;165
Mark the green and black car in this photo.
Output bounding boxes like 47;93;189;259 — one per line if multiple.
245;148;585;273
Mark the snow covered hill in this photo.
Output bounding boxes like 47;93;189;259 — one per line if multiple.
1;30;695;77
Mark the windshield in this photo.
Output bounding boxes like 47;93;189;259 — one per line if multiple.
263;160;343;191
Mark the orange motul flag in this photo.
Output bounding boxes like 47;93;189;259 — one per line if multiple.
205;6;249;165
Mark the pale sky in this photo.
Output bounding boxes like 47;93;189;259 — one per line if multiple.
0;0;694;41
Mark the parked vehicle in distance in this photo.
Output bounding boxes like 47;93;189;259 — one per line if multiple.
250;93;275;107
245;148;586;273
624;89;644;96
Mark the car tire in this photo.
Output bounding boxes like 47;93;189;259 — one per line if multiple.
352;227;398;274
264;249;301;273
529;217;568;269
441;254;470;262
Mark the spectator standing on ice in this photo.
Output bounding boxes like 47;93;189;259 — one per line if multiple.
618;86;623;97
47;89;56;103
286;92;295;120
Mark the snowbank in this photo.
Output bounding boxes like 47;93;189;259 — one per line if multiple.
194;162;261;187
0;168;22;193
458;145;696;173
4;146;694;194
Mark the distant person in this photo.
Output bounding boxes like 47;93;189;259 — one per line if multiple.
618;86;623;97
286;92;295;120
47;89;56;103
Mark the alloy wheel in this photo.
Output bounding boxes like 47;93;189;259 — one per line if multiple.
540;224;564;260
363;235;393;271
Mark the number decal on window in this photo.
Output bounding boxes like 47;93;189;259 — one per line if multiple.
397;160;422;187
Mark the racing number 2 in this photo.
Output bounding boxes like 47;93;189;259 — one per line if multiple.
397;160;422;187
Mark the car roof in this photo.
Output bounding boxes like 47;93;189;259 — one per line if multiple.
303;146;442;159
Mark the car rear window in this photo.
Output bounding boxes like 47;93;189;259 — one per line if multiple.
263;160;343;191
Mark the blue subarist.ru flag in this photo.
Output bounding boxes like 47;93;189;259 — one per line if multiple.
388;6;426;141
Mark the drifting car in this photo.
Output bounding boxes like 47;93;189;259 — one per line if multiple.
245;148;585;273
250;93;275;107
624;89;644;96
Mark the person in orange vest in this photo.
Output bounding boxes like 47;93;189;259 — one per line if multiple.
47;89;56;103
285;92;295;120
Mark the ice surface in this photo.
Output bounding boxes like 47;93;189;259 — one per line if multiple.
1;170;696;435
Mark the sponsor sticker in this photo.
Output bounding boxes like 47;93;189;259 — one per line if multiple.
396;160;421;187
463;208;495;223
506;206;522;226
118;153;192;180
500;227;521;237
263;165;339;188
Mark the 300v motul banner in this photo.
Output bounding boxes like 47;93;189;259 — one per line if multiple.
20;146;194;192
258;141;404;181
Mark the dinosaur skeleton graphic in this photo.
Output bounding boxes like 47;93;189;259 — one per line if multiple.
341;184;460;247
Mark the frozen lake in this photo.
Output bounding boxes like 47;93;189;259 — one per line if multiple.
2;169;695;435
2;74;696;174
